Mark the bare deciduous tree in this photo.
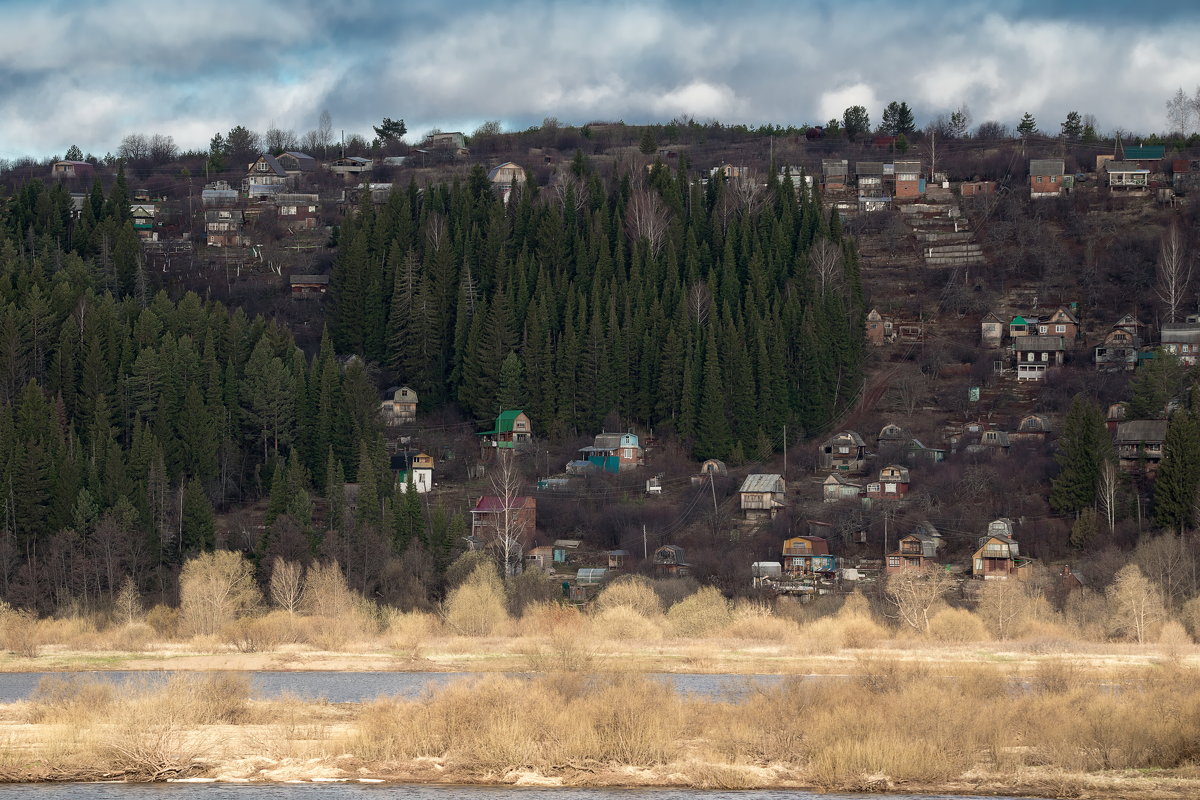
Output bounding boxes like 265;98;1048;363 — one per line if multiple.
1107;563;1166;644
263;127;298;154
1156;224;1191;323
625;186;670;257
113;577;142;626
1098;459;1119;535
269;557;305;613
975;579;1031;640
118;133;149;162
884;566;954;633
488;451;529;577
179;551;262;636
809;238;843;295
687;282;712;329
729;172;764;215
1166;87;1193;136
148;134;177;164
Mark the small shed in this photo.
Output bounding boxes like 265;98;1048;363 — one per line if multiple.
289;274;330;297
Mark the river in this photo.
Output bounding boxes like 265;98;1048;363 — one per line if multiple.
0;671;801;703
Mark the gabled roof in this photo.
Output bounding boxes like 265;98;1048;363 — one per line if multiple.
825;430;866;447
740;473;785;494
1030;159;1065;176
1015;335;1065;351
1116;420;1168;443
487;162;522;181
279;151;317;171
1105;161;1150;173
1161;323;1200;343
856;161;884;175
252;154;288;177
480;409;528;435
1011;315;1029;325
1123;144;1165;160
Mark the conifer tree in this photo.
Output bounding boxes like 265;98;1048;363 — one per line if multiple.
1050;396;1113;514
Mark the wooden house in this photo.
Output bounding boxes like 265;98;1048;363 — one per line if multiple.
877;423;909;449
1121;144;1165;169
781;536;833;575
1106;402;1128;433
981;311;1006;348
273;193;320;231
276;151;318;177
821;159;848;190
381;386;418;424
553;540;581;563
1009;314;1037;338
1095;325;1140;371
488;162;525;202
1014;335;1065;381
819;430;867;473
865;464;909;500
1029;158;1065;198
578;432;643;473
1105;161;1150;193
1011;414;1052;443
205;208;246;247
1116;420;1168;475
699;458;727;476
471;495;536;542
856;161;885;194
866;308;893;345
329;156;373;180
972;529;1029;580
653;544;689;577
607;549;630;569
479;410;533;454
885;530;941;573
1160;323;1200;366
288;274;329;297
391;451;434;492
51;160;93;179
426;131;467;151
1036;306;1080;342
739;474;786;519
245;154;290;197
894;160;923;199
823;473;862;503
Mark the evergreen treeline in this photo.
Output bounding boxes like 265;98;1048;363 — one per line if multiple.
0;178;460;611
328;156;866;459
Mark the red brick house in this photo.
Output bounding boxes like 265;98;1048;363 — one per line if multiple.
894;160;923;199
885;527;942;574
1035;306;1079;343
1029;158;1065;198
865;464;909;499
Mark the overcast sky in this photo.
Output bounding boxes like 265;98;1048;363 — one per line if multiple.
4;0;1200;159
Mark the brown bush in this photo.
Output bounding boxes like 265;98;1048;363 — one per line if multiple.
591;605;663;640
927;607;990;643
595;575;663;617
666;587;731;637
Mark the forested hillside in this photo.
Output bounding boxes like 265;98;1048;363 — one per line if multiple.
327;156;867;459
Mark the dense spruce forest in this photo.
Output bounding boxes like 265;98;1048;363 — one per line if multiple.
0;154;864;612
327;155;866;457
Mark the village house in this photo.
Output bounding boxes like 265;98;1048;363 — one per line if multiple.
328;156;372;180
819;430;868;473
1121;143;1166;170
1036;306;1080;342
1105;161;1151;193
275;151;318;177
130;203;156;240
1106;402;1128;433
1029;158;1065;198
781;536;834;575
524;545;555;573
972;519;1029;579
857;160;885;193
479;410;533;454
426;131;467;151
244;154;290;197
51;160;93;180
711;164;750;179
288;274;329;298
739;474;786;519
1014;335;1065;381
866;308;893;345
1009;314;1037;338
205;208;246;247
877;423;909;449
381;386;418;424
981;311;1006;348
1011;414;1052;443
273;193;320;231
1160;323;1200;366
488;162;526;202
607;549;630;569
821;159;848;190
471;495;536;543
391;451;434;492
578;432;644;473
894;160;923;199
823;473;862;503
885;527;942;574
1095;315;1142;371
1116;419;1168;475
653;544;689;577
960;180;996;197
864;464;909;500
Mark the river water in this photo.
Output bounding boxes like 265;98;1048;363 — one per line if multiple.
0;785;1054;800
0;671;800;703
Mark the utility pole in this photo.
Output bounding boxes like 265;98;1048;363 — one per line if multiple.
642;524;648;560
709;472;720;539
930;130;936;185
882;509;889;563
782;424;787;481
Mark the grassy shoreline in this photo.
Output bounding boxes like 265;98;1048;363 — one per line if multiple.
1;661;1199;798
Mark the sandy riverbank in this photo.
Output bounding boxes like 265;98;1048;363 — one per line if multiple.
2;664;1200;798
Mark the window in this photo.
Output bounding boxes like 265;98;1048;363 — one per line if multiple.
1036;176;1043;183
622;448;632;459
1027;352;1035;361
516;422;526;429
1056;324;1066;333
1041;352;1049;362
888;557;900;567
256;162;268;172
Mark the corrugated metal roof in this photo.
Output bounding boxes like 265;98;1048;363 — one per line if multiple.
1161;323;1200;343
1105;161;1150;173
1115;420;1168;443
1015;335;1065;351
1030;159;1064;176
740;474;784;494
1123;145;1165;160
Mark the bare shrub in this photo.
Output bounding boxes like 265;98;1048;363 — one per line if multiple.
144;605;179;638
591;605;663;640
443;562;509;636
1181;594;1200;639
109;622;155;652
595;575;663;616
385;610;441;659
518;601;586;636
722;603;798;640
928;607;989;643
112;577;142;626
179;551;261;637
884;567;955;634
666;586;731;637
269;557;305;613
0;605;42;657
1158;619;1192;660
27;676;117;723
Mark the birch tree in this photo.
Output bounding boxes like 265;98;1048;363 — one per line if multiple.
885;566;954;633
1156;224;1190;324
488;451;528;577
1107;564;1165;644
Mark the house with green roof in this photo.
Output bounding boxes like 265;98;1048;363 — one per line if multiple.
479;410;532;454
